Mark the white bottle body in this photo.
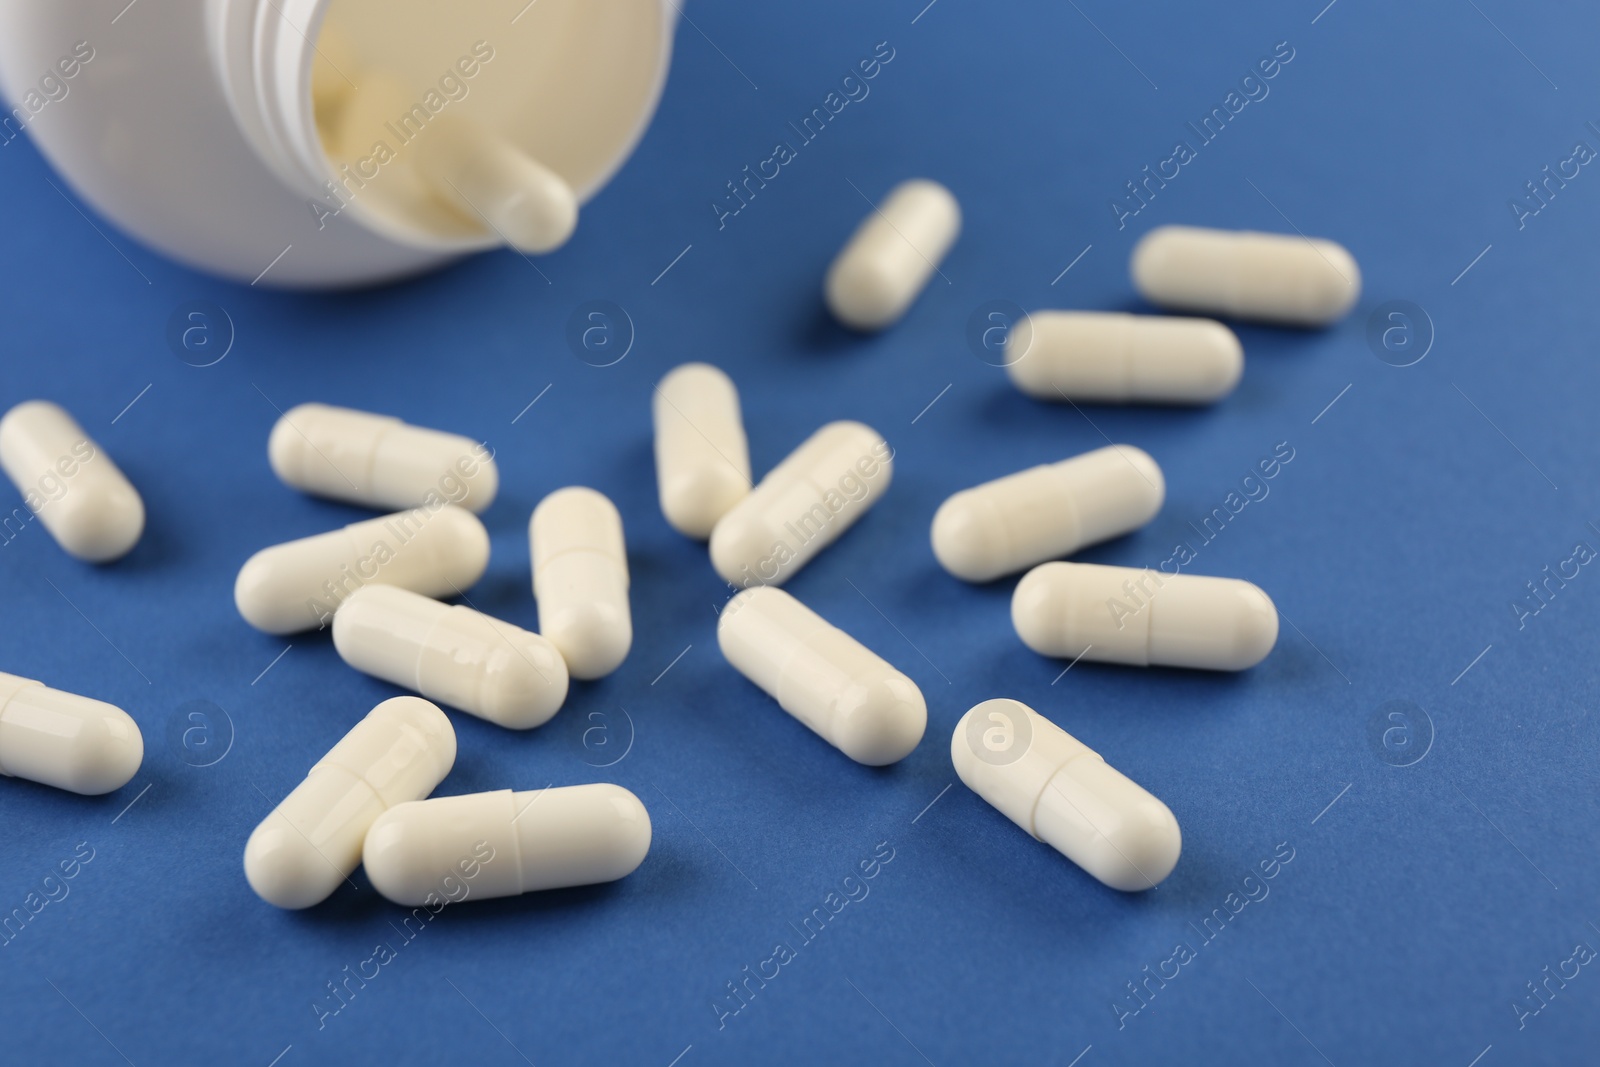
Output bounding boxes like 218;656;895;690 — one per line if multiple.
0;1;674;286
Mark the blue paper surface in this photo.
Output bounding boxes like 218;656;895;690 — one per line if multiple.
2;1;1598;1063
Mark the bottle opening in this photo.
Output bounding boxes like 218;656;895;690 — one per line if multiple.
238;0;669;254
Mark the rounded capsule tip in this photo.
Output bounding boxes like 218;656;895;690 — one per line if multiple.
434;506;492;583
545;601;632;681
459;457;499;515
55;485;145;563
62;705;143;795
481;636;570;728
233;550;292;634
662;465;748;541
709;514;780;588
1223;581;1279;670
833;673;926;766
589;784;653;881
1316;241;1363;324
243;820;340;910
1196;320;1246;400
371;696;458;775
1053;755;1182;891
359;803;426;907
930;494;995;583
1010;563;1066;656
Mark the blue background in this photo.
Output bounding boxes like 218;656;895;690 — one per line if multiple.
2;0;1598;1063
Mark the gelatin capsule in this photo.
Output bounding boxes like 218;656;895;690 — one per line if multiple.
719;586;925;766
952;698;1180;891
415;115;578;254
653;363;751;540
363;784;651;906
0;672;142;795
234;505;490;635
1131;225;1361;327
1006;311;1242;405
244;696;456;909
530;487;631;680
0;400;144;563
1012;561;1278;671
332;584;568;729
268;402;497;513
825;179;960;331
931;445;1163;583
710;421;892;588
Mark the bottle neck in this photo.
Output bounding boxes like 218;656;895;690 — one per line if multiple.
208;0;672;253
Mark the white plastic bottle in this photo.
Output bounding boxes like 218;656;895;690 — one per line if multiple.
0;3;675;286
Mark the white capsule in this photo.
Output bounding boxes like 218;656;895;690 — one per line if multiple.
415;114;578;255
1013;561;1278;671
268;403;497;513
952;699;1180;891
332;585;568;729
530;488;631;680
931;445;1163;583
653;363;751;540
1131;225;1361;327
1006;311;1242;405
0;400;144;563
363;784;651;906
244;696;456;909
235;505;490;635
710;421;893;588
0;672;142;795
825;179;961;331
719;587;925;766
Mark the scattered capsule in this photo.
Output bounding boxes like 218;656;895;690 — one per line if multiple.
0;672;142;795
268;403;498;513
825;179;960;331
530;487;631;680
710;421;893;588
0;400;144;563
415;115;578;254
719;586;925;766
1013;561;1278;671
931;445;1163;583
363;784;651;906
234;505;490;635
653;363;751;540
1006;311;1243;405
333;585;568;729
1131;225;1361;327
951;699;1180;891
244;696;456;909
